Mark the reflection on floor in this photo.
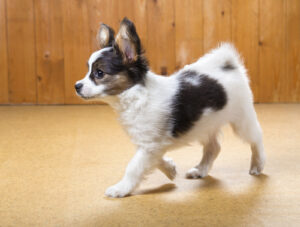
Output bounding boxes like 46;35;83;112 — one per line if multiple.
0;104;300;226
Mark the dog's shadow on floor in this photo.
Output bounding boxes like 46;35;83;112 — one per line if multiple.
136;175;224;196
93;174;270;226
136;183;177;195
192;175;223;189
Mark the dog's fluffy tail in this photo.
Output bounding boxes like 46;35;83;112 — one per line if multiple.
202;42;245;72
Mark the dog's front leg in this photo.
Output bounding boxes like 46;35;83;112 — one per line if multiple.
105;149;160;198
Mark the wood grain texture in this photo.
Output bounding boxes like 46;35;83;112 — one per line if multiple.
1;0;300;104
286;0;300;102
117;0;148;52
62;0;91;104
6;0;36;103
232;0;259;102
203;0;232;52
175;0;203;70
147;0;176;75
259;0;286;102
35;0;65;104
88;0;120;52
0;0;9;103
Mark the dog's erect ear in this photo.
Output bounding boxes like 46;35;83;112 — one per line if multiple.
98;23;115;49
114;17;141;63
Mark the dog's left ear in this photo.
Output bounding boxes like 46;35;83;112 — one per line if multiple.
115;17;141;63
98;23;115;49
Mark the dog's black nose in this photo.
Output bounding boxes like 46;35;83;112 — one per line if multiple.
75;83;83;92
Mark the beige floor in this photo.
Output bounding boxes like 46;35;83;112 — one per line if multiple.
0;104;300;227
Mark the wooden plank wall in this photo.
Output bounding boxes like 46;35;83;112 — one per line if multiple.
6;0;37;103
0;0;299;104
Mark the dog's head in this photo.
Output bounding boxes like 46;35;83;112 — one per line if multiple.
75;18;148;100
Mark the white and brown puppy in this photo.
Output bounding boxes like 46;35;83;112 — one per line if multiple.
75;18;266;198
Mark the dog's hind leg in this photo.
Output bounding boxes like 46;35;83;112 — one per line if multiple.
186;135;221;179
158;156;177;180
231;107;266;175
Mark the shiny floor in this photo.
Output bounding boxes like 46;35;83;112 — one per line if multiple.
0;104;300;227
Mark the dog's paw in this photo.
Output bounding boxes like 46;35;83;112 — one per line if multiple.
163;157;177;180
105;183;132;198
249;158;266;176
249;165;263;176
186;167;208;179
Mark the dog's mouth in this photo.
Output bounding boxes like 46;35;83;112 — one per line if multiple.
76;91;101;100
81;96;93;100
76;91;91;100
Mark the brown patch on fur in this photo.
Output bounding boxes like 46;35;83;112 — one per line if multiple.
94;73;133;95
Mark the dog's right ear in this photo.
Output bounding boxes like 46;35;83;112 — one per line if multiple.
114;17;141;63
97;23;115;49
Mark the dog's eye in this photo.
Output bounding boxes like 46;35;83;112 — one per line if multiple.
94;69;104;79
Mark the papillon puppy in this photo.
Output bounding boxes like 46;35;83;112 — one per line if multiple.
75;18;265;198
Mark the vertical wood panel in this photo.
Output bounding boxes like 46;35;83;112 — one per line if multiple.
203;0;232;52
259;0;286;102
286;0;300;102
88;0;120;52
147;0;175;75
232;0;259;101
6;0;36;103
0;0;9;103
35;0;65;104
0;0;300;104
175;0;203;70
62;0;91;104
117;0;148;52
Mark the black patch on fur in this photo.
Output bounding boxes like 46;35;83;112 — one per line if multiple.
170;70;227;137
222;61;235;70
126;54;148;84
91;48;124;77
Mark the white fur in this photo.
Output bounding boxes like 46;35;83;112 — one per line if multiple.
183;75;201;86
100;31;108;44
77;43;266;198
